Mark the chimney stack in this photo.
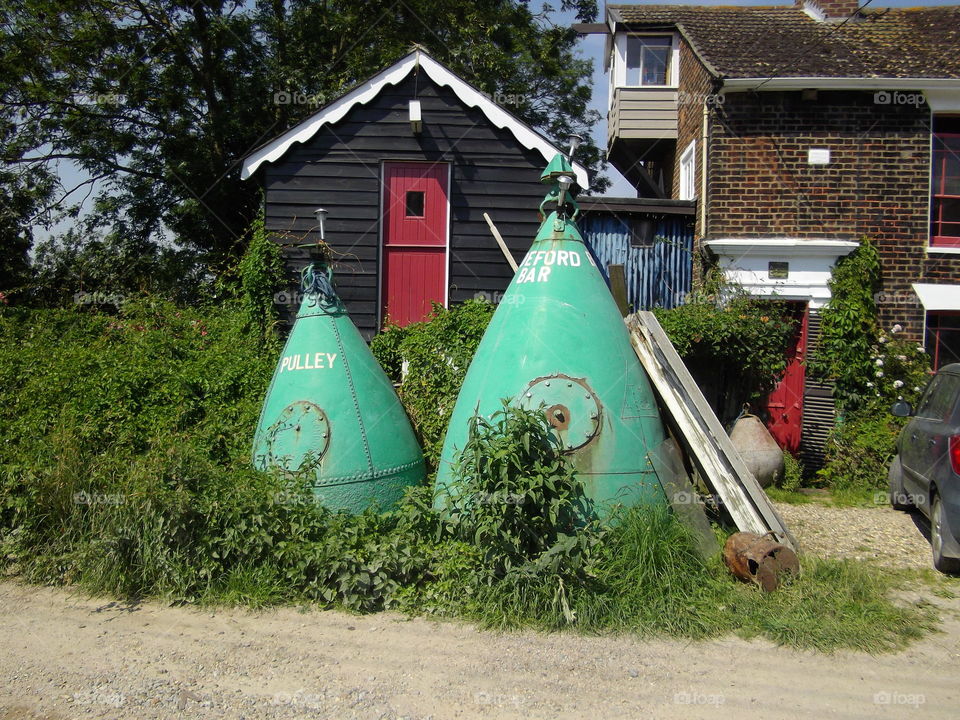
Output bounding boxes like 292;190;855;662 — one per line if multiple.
798;0;862;21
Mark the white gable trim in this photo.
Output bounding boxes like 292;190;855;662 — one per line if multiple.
241;51;589;187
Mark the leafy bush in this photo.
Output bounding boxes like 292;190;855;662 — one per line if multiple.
443;404;602;583
863;325;931;412
0;298;276;587
778;452;805;492
370;299;495;470
816;415;903;496
0;291;937;651
809;237;881;413
805;237;930;492
235;210;287;342
653;292;796;422
807;236;921;416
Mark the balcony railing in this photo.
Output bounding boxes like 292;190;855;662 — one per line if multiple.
608;86;679;147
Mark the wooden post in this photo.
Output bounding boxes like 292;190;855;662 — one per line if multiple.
483;212;518;272
608;264;629;317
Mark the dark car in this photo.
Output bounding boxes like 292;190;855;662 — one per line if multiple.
888;363;960;574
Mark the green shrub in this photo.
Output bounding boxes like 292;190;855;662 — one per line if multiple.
816;414;903;496
808;237;930;416
0;298;279;593
862;325;931;413
653;292;796;421
443;403;603;582
809;237;881;414
0;295;937;651
235;210;287;343
368;321;407;382
370;299;495;471
803;237;929;493
778;452;805;492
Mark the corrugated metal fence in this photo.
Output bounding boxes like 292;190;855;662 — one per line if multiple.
579;214;694;311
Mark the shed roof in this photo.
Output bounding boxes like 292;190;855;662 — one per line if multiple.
241;50;589;187
578;196;696;216
608;5;960;80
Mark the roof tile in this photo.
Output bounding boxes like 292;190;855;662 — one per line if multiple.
608;5;960;79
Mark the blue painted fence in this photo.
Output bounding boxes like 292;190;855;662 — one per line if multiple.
579;214;694;311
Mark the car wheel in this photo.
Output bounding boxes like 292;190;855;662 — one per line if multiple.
887;456;912;510
931;496;960;575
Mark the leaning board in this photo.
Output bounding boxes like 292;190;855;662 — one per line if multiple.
627;312;797;550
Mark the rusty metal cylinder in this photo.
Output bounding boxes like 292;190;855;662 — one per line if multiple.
723;531;800;591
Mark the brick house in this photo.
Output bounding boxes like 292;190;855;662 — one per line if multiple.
579;1;960;462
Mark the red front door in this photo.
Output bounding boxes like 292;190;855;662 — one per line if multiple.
763;303;808;454
381;162;448;327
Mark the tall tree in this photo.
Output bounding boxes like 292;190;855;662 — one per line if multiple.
1;0;601;293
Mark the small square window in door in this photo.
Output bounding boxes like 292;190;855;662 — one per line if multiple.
405;191;425;217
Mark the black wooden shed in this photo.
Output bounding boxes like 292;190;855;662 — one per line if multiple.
242;49;589;338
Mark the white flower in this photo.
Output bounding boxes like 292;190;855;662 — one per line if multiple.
875;358;884;366
893;380;904;389
918;345;925;352
866;382;874;387
892;324;903;333
879;336;887;344
876;370;884;378
914;386;921;392
897;355;907;362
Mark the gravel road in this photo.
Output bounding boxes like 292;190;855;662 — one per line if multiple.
2;502;957;720
1;576;959;720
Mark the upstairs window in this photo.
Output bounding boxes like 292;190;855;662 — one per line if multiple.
626;36;672;86
932;116;960;247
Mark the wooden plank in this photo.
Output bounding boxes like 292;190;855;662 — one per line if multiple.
616;89;679;103
626;312;796;549
608;264;629;317
483;212;519;272
266;189;380;205
617;118;679;130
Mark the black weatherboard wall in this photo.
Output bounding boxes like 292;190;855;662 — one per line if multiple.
262;72;553;339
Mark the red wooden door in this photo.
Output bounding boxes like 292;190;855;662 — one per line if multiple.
381;162;448;327
763;304;808;454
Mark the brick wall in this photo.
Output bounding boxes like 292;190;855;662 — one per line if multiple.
704;90;960;340
671;39;714;212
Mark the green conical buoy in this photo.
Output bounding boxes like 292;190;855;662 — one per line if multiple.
435;159;668;517
253;265;424;513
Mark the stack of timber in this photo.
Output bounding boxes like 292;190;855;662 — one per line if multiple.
626;311;797;550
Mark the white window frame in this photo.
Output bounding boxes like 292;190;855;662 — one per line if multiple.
679;140;696;200
611;32;680;90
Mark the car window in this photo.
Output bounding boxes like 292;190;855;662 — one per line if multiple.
917;373;960;422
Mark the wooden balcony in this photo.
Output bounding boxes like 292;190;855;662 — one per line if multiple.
607;86;679;147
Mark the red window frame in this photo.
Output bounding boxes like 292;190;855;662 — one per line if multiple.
932;130;960;247
927;311;960;370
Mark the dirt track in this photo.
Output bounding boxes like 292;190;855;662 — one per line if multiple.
1;581;959;720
